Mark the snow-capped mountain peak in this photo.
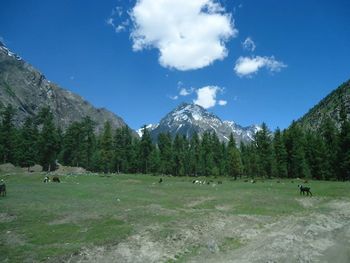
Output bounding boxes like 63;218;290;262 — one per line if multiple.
0;41;22;60
137;123;158;137
140;103;261;144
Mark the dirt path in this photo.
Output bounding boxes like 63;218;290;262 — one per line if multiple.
197;199;350;263
65;199;350;263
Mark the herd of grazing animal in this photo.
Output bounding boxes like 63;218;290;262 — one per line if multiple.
0;174;314;198
0;175;62;198
43;176;60;183
192;179;217;185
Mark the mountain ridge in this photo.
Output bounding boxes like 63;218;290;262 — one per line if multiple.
298;80;350;130
0;41;130;133
138;102;261;144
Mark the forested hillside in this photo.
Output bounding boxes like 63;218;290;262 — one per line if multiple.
299;80;350;130
1;104;349;181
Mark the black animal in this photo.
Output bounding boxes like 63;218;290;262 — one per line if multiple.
52;176;60;183
298;185;312;196
159;178;163;183
218;181;222;184
0;182;6;197
43;176;49;183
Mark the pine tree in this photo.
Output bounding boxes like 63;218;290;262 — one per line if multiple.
273;128;288;178
129;138;140;173
61;122;83;167
337;102;350;181
226;133;242;179
284;121;310;178
18;117;38;170
211;133;224;176
99;121;114;173
158;133;173;175
139;125;153;174
199;132;214;176
305;131;330;180
122;126;134;173
113;128;124;173
149;146;161;174
0;105;16;164
319;117;338;179
80;116;96;170
254;123;274;178
172;134;185;176
189;132;200;176
37;107;60;171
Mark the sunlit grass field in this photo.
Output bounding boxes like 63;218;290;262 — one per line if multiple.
1;173;349;262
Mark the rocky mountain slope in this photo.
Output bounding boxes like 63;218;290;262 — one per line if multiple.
139;103;261;144
298;80;350;130
0;42;128;132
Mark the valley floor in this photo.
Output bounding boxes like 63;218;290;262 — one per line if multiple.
1;174;350;262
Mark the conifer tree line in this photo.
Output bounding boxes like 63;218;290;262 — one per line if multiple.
0;104;349;181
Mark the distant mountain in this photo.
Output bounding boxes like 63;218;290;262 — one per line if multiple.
0;42;129;132
298;80;350;130
139;103;261;144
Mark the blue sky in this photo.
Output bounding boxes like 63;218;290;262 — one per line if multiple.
0;0;349;130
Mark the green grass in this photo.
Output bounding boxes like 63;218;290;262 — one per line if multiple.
0;173;349;262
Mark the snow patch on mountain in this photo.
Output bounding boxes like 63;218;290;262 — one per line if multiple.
137;123;158;137
0;42;22;60
144;103;261;144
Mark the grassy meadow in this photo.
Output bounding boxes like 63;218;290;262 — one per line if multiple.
1;173;350;262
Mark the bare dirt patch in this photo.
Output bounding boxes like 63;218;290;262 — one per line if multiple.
0;213;17;223
295;196;324;208
1;231;26;246
65;199;350;263
0;163;22;173
186;197;215;208
203;199;350;263
54;165;87;175
48;213;101;225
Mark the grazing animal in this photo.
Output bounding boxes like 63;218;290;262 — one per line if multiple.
298;185;312;196
159;178;163;183
0;180;6;197
218;181;222;184
43;176;50;183
251;179;256;184
52;176;60;183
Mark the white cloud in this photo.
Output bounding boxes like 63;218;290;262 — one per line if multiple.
242;37;256;52
218;100;227;106
193;86;225;109
179;88;193;96
169;95;179;100
130;0;237;71
107;6;129;33
106;18;114;26
112;6;123;17
234;56;287;77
